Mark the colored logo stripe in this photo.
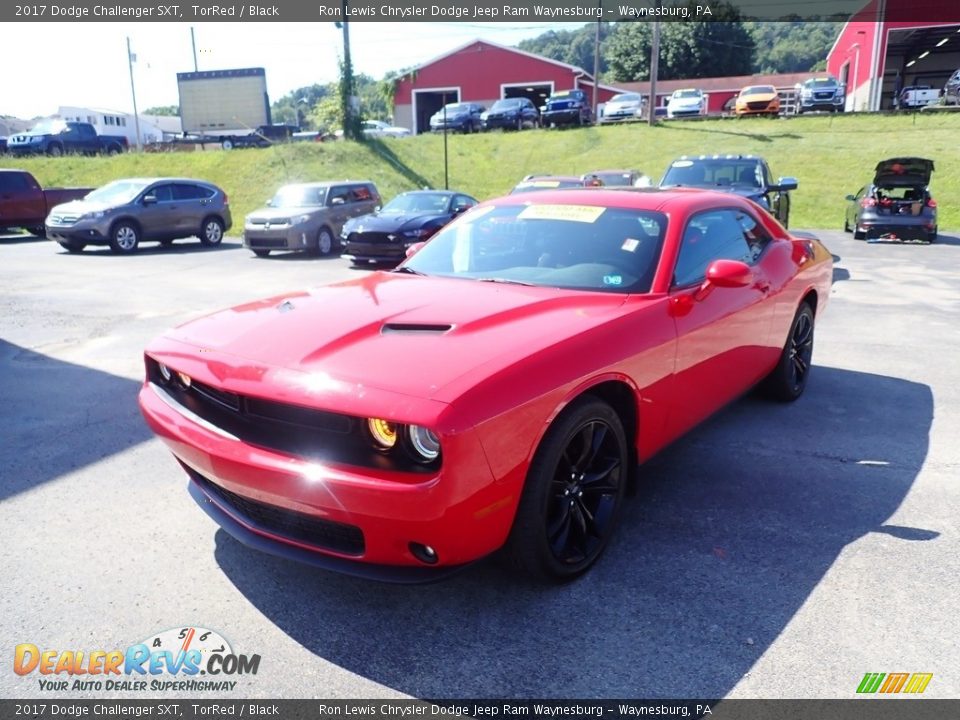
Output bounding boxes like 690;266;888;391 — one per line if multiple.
857;672;932;694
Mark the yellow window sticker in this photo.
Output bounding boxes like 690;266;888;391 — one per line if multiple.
517;205;606;223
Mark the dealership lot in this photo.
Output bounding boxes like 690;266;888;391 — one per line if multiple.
1;230;958;699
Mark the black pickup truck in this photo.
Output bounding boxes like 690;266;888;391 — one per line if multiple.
7;121;128;157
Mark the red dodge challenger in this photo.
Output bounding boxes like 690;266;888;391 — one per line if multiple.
139;189;832;582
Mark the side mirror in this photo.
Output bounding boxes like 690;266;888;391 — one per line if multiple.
265;199;273;207
775;176;798;192
405;242;426;258
452;206;468;216
142;194;157;205
330;197;345;206
706;259;753;288
845;194;856;202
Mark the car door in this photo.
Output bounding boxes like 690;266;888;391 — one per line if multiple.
324;185;354;233
173;183;209;235
137;183;175;239
666;208;778;436
0;172;44;226
848;185;866;227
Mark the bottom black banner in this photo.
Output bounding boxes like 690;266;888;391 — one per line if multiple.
2;699;957;720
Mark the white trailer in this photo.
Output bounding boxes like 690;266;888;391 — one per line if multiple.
177;67;271;145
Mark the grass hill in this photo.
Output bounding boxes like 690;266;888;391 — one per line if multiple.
11;112;960;230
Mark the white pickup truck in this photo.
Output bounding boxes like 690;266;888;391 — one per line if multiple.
898;86;940;109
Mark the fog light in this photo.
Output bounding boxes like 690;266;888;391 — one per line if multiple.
176;372;192;388
368;418;398;449
409;542;438;565
158;363;171;382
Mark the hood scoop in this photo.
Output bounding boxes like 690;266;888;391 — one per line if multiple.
381;322;453;335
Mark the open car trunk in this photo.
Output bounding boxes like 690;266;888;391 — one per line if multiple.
869;185;931;216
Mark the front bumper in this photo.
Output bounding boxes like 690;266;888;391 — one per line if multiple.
542;109;582;125
482;115;522;129
243;225;313;251
45;221;111;245
138;379;514;574
799;96;844;111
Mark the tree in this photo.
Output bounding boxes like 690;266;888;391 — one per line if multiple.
745;21;843;74
518;23;613;75
606;6;756;82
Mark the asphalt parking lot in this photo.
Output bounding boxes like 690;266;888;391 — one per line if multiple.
1;229;958;700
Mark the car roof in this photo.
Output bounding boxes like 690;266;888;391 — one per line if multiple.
105;177;219;186
396;189;457;197
280;180;375;188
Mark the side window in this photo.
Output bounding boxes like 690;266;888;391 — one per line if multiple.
737;211;773;262
453;195;476;212
327;186;350;206
350;185;372;203
0;173;30;192
172;184;206;200
150;185;174;202
673;210;754;287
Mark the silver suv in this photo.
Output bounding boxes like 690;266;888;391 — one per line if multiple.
243;181;381;257
45;177;231;254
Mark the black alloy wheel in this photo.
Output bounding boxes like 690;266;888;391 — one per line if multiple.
506;396;627;581
763;302;815;402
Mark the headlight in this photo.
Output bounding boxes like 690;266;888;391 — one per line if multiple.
408;425;441;462
158;363;172;382
294;214;311;225
368;418;398;449
80;211;105;221
402;228;429;238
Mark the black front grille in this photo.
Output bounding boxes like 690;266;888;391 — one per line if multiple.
248;237;288;248
748;101;772;110
814;92;834;100
348;231;395;246
191;379;241;411
193;471;365;555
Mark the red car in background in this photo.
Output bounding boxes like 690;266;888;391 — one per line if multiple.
139;189;832;582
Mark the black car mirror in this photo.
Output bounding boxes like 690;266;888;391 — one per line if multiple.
775;176;798;192
845;194;855;202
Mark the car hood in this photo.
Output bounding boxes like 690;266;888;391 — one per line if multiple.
606;101;640;111
247;207;323;222
873;157;934;187
660;183;763;200
345;212;445;233
48;199;118;215
163;273;630;404
739;92;777;102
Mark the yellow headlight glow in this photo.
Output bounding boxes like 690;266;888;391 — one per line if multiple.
368;418;398;449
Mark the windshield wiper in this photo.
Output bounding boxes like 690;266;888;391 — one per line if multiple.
392;266;427;276
475;277;537;286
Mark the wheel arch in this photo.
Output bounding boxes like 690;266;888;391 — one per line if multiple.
110;215;142;238
800;288;818;316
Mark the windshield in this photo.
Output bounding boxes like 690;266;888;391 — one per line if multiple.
269;185;326;208
673;90;701;99
440;103;468;114
594;172;635;187
611;93;641;103
30;120;67;134
511;179;585;193
490;99;522;111
804;78;836;89
382;192;450;214
741;86;775;95
84;180;151;205
402;203;667;293
661;159;762;189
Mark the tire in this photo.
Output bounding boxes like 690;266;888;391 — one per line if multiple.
252;249;271;258
159;239;175;247
516;116;523;131
200;217;225;247
779;196;791;229
929;227;937;242
853;228;866;240
27;226;46;238
762;302;815;402
106;144;121;156
109;221;140;254
58;240;86;253
221;138;234;150
504;396;628;582
843;217;851;233
314;227;334;256
47;143;63;157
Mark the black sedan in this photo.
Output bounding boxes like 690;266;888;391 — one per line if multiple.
844;157;937;242
341;190;478;265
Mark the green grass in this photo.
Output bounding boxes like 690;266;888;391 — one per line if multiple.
11;112;960;230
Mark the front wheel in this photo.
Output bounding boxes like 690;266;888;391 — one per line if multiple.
200;217;225;246
27;226;46;238
504;396;628;582
221;138;234;150
58;240;86;253
109;221;140;254
762;302;815;402
314;227;334;256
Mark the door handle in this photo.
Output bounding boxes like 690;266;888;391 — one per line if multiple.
755;279;771;294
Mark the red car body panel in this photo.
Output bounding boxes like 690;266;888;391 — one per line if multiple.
139;189;832;578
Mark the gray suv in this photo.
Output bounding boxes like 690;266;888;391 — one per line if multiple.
243;181;381;257
45;177;231;254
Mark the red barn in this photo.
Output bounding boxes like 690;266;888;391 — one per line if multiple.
393;39;622;134
827;0;960;110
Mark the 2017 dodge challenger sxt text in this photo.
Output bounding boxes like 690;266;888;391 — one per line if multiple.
139;189;832;582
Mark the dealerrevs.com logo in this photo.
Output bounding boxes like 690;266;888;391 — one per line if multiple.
14;627;261;692
856;672;933;694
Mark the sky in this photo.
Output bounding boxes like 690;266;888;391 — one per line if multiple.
2;22;572;120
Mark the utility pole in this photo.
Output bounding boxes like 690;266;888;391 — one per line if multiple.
190;27;199;71
648;20;661;126
126;37;142;151
592;12;601;124
337;2;359;141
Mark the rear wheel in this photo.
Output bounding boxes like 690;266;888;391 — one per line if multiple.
843;217;851;233
505;396;628;582
252;249;271;258
27;226;46;238
221;138;235;150
47;143;63;157
200;217;224;246
762;302;815;402
853;227;866;240
109;221;140;254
